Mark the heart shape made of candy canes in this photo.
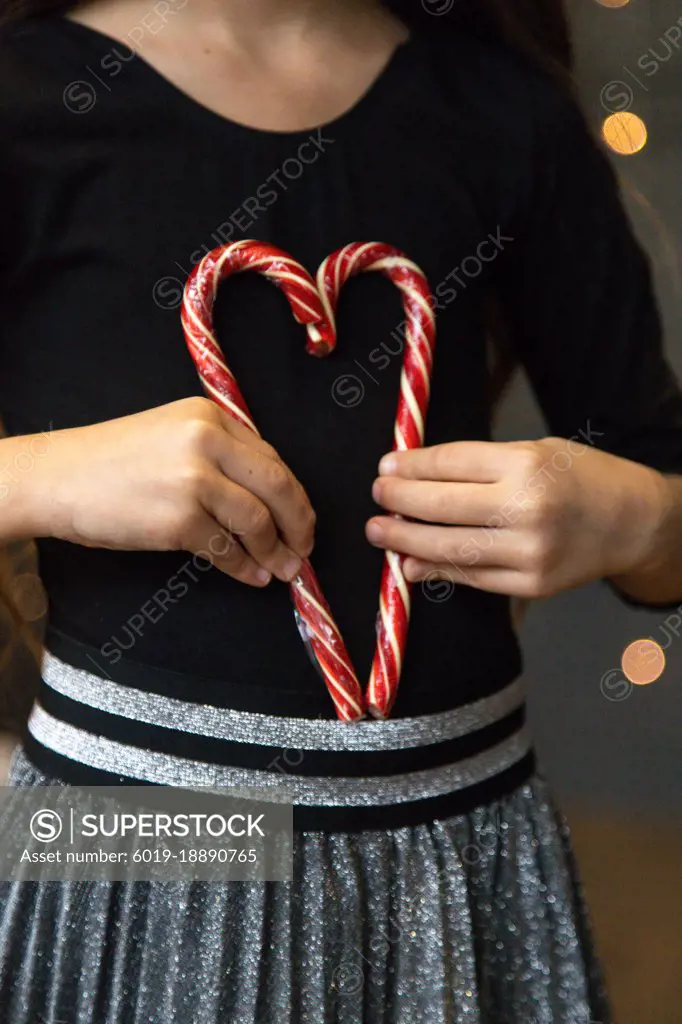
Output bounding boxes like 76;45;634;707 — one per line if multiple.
181;240;436;722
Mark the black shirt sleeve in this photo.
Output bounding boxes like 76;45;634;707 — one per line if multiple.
494;81;682;610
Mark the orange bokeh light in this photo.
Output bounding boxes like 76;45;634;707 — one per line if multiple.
601;113;648;156
621;639;666;686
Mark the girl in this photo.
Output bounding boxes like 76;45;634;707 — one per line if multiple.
0;0;681;1021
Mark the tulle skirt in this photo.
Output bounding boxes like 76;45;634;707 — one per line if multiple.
0;746;611;1024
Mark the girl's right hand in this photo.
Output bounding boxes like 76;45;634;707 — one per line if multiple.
22;397;316;588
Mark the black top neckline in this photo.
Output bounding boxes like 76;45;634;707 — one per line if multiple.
40;15;419;142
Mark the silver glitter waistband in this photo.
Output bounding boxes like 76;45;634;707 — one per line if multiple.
41;651;525;752
27;704;532;807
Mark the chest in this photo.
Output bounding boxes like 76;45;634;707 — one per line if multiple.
3;99;507;471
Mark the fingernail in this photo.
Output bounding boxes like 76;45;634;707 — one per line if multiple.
283;557;302;581
372;478;383;502
256;568;272;585
379;454;397;475
366;521;383;544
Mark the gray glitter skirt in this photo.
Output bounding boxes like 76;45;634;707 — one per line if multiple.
0;746;611;1024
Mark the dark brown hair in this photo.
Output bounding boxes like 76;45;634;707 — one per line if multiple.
387;0;572;70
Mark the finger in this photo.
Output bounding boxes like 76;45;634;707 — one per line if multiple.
372;477;505;526
365;517;519;566
185;512;272;588
200;471;302;582
403;559;534;598
208;430;316;559
378;442;514;483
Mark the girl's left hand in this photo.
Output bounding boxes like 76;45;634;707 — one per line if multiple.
366;438;667;599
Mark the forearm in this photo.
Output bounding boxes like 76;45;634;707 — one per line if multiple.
0;432;53;544
608;471;682;606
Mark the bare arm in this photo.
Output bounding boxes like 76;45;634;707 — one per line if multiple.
0;432;55;545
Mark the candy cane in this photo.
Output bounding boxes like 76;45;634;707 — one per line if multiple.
315;243;436;718
182;240;365;722
181;240;435;722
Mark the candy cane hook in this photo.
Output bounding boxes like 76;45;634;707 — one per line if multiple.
181;240;365;722
316;243;436;718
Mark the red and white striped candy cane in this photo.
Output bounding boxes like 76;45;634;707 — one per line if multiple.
181;239;436;722
181;240;365;723
315;243;436;718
